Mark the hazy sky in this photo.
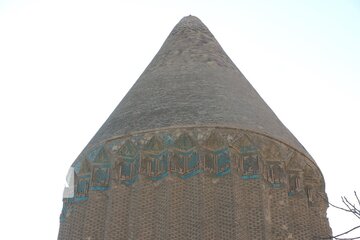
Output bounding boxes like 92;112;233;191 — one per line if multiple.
0;0;359;239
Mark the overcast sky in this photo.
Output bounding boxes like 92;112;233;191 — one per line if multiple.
0;0;359;239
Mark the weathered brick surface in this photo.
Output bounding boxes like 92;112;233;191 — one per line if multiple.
68;203;85;239
153;180;171;240
289;196;311;239
59;171;331;240
72;16;314;167
241;179;266;240
214;174;236;240
268;189;291;239
82;192;108;240
202;176;217;240
103;184;130;240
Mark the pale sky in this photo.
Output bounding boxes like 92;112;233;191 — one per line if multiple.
0;0;359;239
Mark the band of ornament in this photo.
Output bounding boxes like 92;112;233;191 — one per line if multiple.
60;127;325;222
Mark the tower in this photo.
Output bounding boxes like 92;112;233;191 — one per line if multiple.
58;16;332;240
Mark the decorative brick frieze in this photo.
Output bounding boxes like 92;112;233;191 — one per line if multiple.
62;127;324;207
59;127;329;240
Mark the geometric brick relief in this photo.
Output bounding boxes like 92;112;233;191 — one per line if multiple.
287;171;302;196
75;158;91;202
141;135;169;181
285;154;302;196
230;134;261;180
262;143;286;189
113;139;140;186
265;161;286;188
90;146;111;191
171;132;202;179
60;127;327;229
203;131;231;177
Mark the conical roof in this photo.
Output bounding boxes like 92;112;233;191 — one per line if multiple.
79;16;311;161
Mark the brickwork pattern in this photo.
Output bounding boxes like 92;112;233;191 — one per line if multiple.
170;178;187;240
268;189;291;239
58;127;332;240
68;203;85;239
153;180;171;240
103;185;130;239
82;191;108;240
214;174;236;240
202;176;217;240
289;196;311;239
241;179;266;240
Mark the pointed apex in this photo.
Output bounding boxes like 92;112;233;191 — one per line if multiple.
169;15;213;38
179;15;204;25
